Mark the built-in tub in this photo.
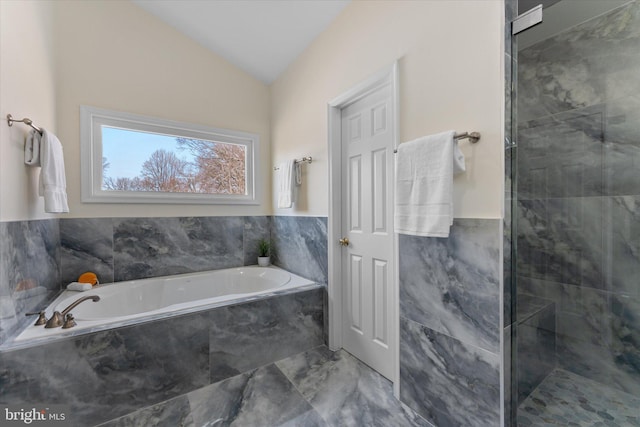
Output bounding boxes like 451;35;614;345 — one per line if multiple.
13;265;316;343
1;266;324;426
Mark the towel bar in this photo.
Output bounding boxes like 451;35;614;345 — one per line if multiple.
274;156;312;171
7;114;43;135
393;131;480;153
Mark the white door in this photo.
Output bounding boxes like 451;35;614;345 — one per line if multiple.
340;82;395;379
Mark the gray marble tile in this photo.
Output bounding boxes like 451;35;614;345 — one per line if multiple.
609;196;640;297
517;369;640;427
557;333;640;397
518;3;640;195
517;106;606;200
209;289;323;383
399;219;501;353
607;294;640;391
518;196;640;297
399;317;500;427
516;303;556;403
276;346;429;427
242;216;271;266
188;364;324;427
60;218;114;286
516;1;640;123
97;395;195;427
516;292;553;323
604;95;640;197
554;283;608;345
271;216;328;285
113;216;243;281
517;197;606;289
0;219;60;345
518;276;640;397
0;311;210;426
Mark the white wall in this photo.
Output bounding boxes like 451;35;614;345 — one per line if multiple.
0;0;57;222
1;0;271;221
271;0;504;218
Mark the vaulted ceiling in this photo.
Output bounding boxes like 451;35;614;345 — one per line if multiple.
132;0;351;84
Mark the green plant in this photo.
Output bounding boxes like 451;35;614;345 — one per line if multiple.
257;238;271;257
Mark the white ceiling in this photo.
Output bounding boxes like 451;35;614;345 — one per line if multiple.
132;0;351;84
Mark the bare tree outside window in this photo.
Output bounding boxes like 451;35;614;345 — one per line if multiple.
139;149;189;192
176;138;246;195
102;130;246;195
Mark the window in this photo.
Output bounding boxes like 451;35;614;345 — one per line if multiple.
80;106;259;204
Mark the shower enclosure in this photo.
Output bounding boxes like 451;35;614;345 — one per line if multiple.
509;0;640;424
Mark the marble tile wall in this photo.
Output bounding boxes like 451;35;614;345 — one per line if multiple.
271;216;328;285
515;0;640;401
271;216;328;343
60;216;271;284
398;219;502;426
0;215;295;347
0;287;323;426
112;216;244;281
0;219;60;346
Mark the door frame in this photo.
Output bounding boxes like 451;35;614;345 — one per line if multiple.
327;61;400;392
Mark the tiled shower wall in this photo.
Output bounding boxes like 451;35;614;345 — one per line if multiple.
0;215;328;346
398;219;502;426
515;1;640;397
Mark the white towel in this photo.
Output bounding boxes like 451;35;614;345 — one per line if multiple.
394;130;465;238
39;129;69;213
24;130;41;166
277;160;295;209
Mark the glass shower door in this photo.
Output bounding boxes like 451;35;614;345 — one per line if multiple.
512;0;640;425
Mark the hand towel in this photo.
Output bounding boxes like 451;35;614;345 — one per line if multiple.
394;130;465;238
277;160;295;209
24;130;41;166
39;129;69;213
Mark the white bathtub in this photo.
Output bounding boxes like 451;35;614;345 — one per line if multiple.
14;266;316;343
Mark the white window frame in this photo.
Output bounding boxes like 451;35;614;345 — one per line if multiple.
80;105;260;205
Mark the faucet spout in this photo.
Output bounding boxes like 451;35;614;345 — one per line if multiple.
61;295;100;317
45;295;100;328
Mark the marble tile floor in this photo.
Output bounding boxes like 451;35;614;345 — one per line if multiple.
97;345;430;427
517;369;640;427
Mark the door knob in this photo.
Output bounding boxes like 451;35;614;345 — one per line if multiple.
339;237;350;246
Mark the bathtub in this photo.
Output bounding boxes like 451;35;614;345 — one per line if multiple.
13;265;317;344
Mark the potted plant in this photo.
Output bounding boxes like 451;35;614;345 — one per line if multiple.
257;238;271;267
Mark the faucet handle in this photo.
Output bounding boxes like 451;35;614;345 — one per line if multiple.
25;311;48;326
62;313;77;329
